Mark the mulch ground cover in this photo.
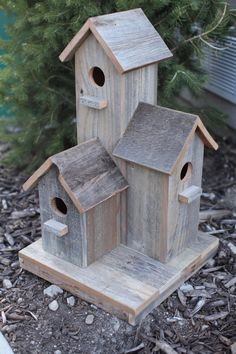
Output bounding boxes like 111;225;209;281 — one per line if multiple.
0;136;236;354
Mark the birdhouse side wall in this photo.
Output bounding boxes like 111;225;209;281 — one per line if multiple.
75;33;158;154
38;166;87;267
166;134;204;261
124;162;168;261
85;193;123;265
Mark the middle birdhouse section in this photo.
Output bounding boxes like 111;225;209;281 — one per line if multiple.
19;8;219;325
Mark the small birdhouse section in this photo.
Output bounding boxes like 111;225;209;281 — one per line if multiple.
59;8;172;153
23;139;128;267
113;102;218;262
19;8;219;325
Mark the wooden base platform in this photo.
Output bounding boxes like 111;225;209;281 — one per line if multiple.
19;232;218;325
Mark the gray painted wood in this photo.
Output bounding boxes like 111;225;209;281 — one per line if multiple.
60;8;172;72
75;34;158;155
113;102;198;174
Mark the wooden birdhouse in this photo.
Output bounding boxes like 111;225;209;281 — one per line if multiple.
59;8;172;153
113;102;218;262
22;139;128;267
19;9;219;325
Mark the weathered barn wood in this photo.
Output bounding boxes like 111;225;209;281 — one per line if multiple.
19;232;219;325
23;138;128;213
59;8;172;73
20;8;220;325
75;34;158;154
113;102;218;174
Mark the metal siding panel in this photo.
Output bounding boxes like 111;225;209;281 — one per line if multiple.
203;36;236;104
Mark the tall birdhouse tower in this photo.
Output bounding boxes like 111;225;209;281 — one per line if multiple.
19;9;219;325
59;8;172;153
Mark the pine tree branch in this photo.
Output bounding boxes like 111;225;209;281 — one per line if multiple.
171;2;228;52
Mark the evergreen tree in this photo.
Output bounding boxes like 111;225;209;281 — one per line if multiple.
0;0;234;170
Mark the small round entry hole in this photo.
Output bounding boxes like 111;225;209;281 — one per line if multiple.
180;162;192;181
51;197;67;216
89;66;105;87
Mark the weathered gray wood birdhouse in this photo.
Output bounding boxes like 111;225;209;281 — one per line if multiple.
19;9;219;325
23;139;128;267
59;8;172;153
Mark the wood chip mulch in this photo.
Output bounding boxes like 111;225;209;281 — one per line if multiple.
0;136;236;354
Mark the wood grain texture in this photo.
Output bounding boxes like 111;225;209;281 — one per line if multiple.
59;8;172;72
113;102;218;174
43;219;68;237
166;134;204;261
86;194;122;265
178;185;202;204
19;232;219;325
80;95;107;109
38;166;86;267
75;34;158;155
124;162;168;262
23;138;128;213
39;165;124;267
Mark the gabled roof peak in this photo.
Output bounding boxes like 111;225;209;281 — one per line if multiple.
23;139;128;213
59;8;172;73
113;102;218;174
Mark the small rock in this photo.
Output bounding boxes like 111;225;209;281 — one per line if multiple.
4;233;15;246
44;285;63;298
180;283;193;293
49;300;59;311
67;296;75;307
17;298;23;304
112;318;120;332
218;250;226;258
0;257;11;266
2;199;8;210
85;314;94;325
227;242;236;256
90;304;97;310
11;261;20;269
54;351;62;354
3;279;13;289
206;258;215;267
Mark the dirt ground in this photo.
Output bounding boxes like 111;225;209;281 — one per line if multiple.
0;135;236;354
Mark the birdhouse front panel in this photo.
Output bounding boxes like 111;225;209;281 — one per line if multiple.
123;162;168;262
75;34;158;154
38;165;86;267
166;133;204;261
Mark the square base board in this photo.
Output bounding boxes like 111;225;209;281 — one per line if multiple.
19;232;218;325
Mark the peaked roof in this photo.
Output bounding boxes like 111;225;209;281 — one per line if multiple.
23;139;128;213
113;103;218;175
59;8;172;73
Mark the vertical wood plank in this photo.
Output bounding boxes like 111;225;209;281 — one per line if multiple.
167;134;204;260
86;193;124;264
124;162;168;261
75;34;158;154
38;166;86;267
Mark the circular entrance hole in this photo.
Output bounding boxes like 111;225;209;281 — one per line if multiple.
180;162;192;181
89;66;105;87
51;197;67;216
